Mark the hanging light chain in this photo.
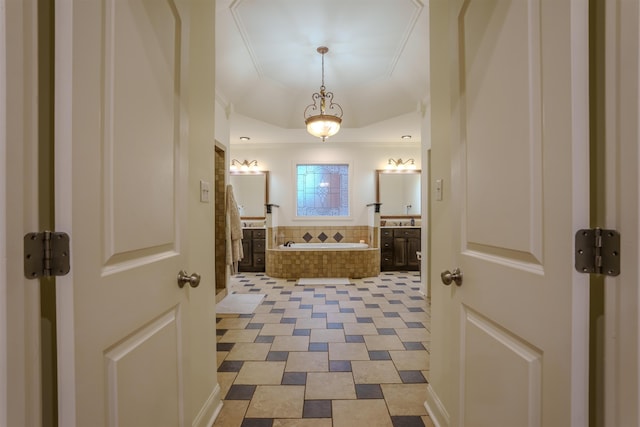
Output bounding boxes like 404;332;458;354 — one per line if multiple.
319;47;327;114
321;49;326;89
304;46;343;141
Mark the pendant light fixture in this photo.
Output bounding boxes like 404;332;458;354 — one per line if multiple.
304;46;343;142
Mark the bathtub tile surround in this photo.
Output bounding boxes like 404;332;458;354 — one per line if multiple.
273;226;372;248
280;243;368;250
214;272;435;427
267;247;379;279
266;225;380;279
371;227;379;250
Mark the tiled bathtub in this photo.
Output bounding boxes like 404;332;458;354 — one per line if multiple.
266;244;380;279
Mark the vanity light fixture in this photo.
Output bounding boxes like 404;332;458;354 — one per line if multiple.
230;159;259;172
304;46;343;142
387;158;416;170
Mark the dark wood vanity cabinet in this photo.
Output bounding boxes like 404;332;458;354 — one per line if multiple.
238;228;266;272
380;228;421;271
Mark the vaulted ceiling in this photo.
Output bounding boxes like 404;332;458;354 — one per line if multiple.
215;0;429;144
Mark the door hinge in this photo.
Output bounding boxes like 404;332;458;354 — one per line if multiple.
24;231;70;279
575;228;620;276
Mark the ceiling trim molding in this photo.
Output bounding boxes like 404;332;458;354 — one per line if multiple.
215;93;233;119
387;0;425;77
230;140;422;150
229;0;263;76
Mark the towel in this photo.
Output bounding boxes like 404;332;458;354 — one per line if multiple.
225;184;244;274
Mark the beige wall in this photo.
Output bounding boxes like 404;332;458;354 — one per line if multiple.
424;0;454;424
187;0;220;424
230;143;422;226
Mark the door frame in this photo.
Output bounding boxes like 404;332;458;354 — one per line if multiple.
603;0;640;425
1;0;43;425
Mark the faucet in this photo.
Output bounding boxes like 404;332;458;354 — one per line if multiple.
284;241;295;247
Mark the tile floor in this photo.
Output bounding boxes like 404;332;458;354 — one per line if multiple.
213;272;434;427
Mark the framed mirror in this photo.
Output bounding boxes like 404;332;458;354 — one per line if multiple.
229;171;269;219
376;170;421;217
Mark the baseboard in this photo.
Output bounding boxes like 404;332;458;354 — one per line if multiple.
425;383;450;427
192;383;222;427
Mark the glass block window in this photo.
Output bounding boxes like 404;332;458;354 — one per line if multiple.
296;163;349;217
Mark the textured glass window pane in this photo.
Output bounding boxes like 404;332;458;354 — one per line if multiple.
296;164;349;217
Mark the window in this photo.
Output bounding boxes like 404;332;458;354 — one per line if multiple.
296;163;349;217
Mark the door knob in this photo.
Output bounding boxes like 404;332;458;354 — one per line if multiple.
177;270;201;288
441;268;463;286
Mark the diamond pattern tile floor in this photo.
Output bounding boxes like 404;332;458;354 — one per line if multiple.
213;272;435;427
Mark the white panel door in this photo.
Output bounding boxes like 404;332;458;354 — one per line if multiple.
55;1;196;425
447;1;589;426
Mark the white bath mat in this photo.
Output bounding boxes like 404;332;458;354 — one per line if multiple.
296;278;351;286
216;293;265;314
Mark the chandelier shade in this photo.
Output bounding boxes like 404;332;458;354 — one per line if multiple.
304;47;343;142
305;114;342;140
